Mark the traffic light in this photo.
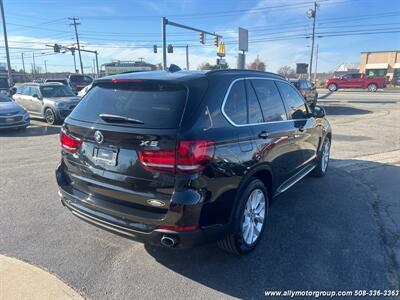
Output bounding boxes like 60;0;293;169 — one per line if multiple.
199;32;205;44
167;44;173;53
53;44;61;53
213;36;219;47
153;44;157;53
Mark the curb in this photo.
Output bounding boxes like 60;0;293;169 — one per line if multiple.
0;254;84;300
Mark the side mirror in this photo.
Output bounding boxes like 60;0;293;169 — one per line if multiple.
32;94;42;100
312;105;326;118
10;87;16;95
310;83;316;90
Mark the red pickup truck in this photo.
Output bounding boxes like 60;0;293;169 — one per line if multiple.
325;73;386;92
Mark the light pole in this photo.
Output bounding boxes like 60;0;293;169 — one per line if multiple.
307;1;317;81
0;0;12;86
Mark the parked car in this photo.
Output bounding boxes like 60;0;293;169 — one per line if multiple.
77;83;92;97
289;79;318;106
68;74;93;92
56;69;332;254
13;82;81;125
45;78;77;94
324;73;386;92
0;94;30;130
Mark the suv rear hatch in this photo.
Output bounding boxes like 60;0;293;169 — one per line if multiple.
60;79;189;221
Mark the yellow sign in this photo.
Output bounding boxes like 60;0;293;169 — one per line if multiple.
217;42;225;57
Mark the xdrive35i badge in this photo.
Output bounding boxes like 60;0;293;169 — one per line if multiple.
94;130;104;144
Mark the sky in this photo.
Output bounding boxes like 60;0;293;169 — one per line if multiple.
1;0;400;74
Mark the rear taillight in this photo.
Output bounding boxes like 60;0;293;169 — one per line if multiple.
139;140;214;174
60;129;82;153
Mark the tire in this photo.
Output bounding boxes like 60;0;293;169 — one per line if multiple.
368;83;377;92
44;108;60;125
328;83;337;92
218;179;269;255
311;137;331;177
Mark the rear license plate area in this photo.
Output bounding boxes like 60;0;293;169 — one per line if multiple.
93;147;118;166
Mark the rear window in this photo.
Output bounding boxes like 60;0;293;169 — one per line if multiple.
69;81;187;129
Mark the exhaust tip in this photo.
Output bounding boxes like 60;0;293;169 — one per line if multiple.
161;235;177;247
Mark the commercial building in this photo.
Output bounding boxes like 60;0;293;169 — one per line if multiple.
103;61;159;76
359;50;400;83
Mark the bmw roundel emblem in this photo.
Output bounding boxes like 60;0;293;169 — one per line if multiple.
94;130;104;144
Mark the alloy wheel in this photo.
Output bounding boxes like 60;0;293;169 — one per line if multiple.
321;140;330;172
241;189;266;245
45;109;54;124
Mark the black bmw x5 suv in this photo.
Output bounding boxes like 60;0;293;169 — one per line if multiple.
56;69;331;254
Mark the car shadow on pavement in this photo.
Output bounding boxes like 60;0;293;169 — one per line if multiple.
322;105;371;116
0;124;60;137
144;161;397;299
317;90;333;99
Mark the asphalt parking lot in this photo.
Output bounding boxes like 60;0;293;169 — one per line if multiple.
1;89;400;299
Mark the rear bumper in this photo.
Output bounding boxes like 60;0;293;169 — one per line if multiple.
0;119;29;130
56;163;229;249
59;188;228;249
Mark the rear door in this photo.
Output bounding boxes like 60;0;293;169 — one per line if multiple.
62;80;188;210
248;78;301;185
29;86;43;113
276;81;320;167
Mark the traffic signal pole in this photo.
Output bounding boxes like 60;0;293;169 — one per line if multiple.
161;17;222;70
186;45;189;70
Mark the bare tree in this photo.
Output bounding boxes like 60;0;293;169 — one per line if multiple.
277;66;296;78
247;55;266;71
198;61;229;70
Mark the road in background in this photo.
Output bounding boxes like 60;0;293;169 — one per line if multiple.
0;90;399;299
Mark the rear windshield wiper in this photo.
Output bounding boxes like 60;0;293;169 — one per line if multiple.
99;113;144;125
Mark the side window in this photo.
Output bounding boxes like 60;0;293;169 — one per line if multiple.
251;79;288;122
245;80;263;124
31;87;40;97
276;81;308;120
16;85;26;95
351;74;361;79
224;80;247;125
25;86;33;96
342;74;351;80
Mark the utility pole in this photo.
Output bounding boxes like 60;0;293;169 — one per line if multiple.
44;60;48;76
69;17;84;74
0;0;12;86
314;44;319;82
307;1;317;81
21;53;26;73
32;52;36;79
186;45;189;70
71;48;77;73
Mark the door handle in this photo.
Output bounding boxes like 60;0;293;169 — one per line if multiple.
258;131;269;139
